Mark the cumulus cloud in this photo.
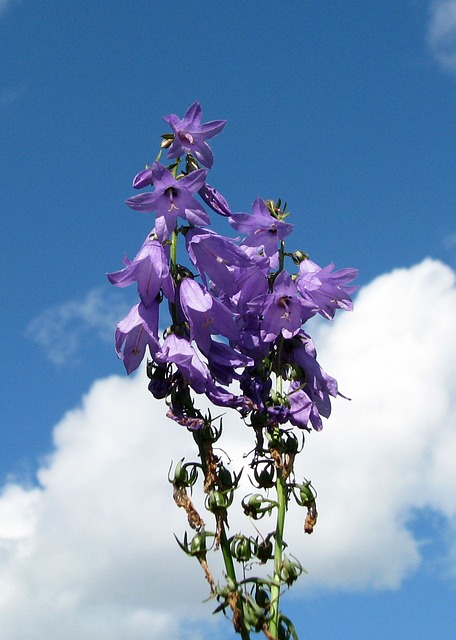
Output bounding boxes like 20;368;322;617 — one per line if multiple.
2;258;456;638
25;287;133;366
427;0;456;70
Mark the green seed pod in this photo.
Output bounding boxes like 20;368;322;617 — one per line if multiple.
206;490;228;511
253;460;275;489
230;535;252;562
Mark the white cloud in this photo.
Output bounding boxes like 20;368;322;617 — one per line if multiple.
0;0;18;16
3;258;456;637
25;287;133;366
443;231;456;249
427;0;456;70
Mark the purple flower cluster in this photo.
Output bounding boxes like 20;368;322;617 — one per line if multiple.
108;102;358;431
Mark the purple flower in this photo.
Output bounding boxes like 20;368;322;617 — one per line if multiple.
155;333;210;394
125;162;209;242
147;365;171;400
178;277;239;353
239;373;272;412
163;102;226;168
247;271;302;342
205;340;253;385
115;301;159;374
198;183;231;216
229;198;294;257
204;380;250;411
267;404;292;424
287;383;314;431
107;235;174;306
296;260;358;320
289;336;338;417
132;168;153;189
186;228;252;296
232;265;269;314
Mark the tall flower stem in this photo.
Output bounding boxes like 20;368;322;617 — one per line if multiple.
168;227;179;325
193;430;250;640
269;466;287;638
219;525;251;640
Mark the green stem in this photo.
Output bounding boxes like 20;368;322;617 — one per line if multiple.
169;228;179;325
278;239;285;272
275;335;284;399
170;227;178;270
193;431;250;640
269;468;287;639
219;525;250;640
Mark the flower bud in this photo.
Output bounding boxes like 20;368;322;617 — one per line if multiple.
241;493;276;520
132;167;153;189
280;554;304;586
169;459;199;488
242;595;265;631
206;490;230;512
253;534;274;563
198;183;231;216
229;535;252;562
291;250;310;265
299;482;315;506
190;530;210;556
253;460;275;489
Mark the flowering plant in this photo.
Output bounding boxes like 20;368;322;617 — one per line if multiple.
108;102;357;639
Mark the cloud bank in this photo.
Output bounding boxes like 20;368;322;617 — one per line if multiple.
2;258;456;638
25;287;133;366
428;0;456;70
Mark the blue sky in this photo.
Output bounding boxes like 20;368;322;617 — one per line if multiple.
1;1;456;638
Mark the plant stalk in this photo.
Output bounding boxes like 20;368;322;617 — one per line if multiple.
269;467;287;638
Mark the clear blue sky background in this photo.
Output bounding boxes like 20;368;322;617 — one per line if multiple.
1;1;456;639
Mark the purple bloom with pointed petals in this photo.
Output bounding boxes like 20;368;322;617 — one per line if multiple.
204;379;250;411
115;301;159;374
289;336;338;418
287;382;317;431
163;102;226;168
247;271;302;342
267;404;292;425
232;266;269;315
186;228;253;296
239;372;272;412
229;198;294;257
125;162;209;242
155;333;210;394
107;235;174;306
296;260;358;320
206;340;253;385
179;277;239;353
